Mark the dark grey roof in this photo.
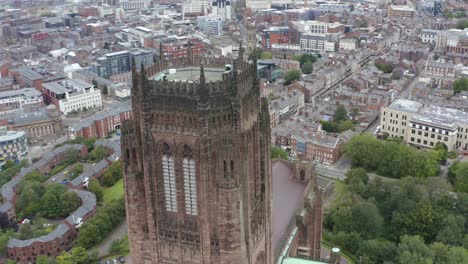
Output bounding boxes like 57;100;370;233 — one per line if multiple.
65;189;96;225
69;102;130;131
0;144;82;202
8;223;70;248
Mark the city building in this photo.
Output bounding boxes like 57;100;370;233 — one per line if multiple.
0;88;43;115
317;2;351;13
380;99;468;152
42;79;102;116
300;33;340;53
68;103;131;139
272;120;343;164
1;105;63;140
387;5;416;18
289;21;344;44
119;0;150;10
9;65;66;91
261;27;289;49
182;0;210;18
211;0;232;21
196;15;223;36
339;38;358;51
420;29;439;44
0;127;27;166
246;0;272;12
160;38;205;60
92;49;154;78
122;54;273;263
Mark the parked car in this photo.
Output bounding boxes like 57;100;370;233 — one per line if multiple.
118;256;125;263
59;179;70;185
51;178;57;182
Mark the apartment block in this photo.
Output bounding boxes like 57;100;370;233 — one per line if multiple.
196;15;223;36
92;49;154;78
380;99;468;152
42;79;102;116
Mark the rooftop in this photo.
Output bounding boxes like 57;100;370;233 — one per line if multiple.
272;161;306;254
388;98;423;113
151;67;231;83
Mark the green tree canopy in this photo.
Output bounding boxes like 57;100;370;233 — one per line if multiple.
283;69;301;85
334;105;348;123
271;146;288;159
301;61;313;74
457;20;468;30
453;77;468;94
396;235;433;264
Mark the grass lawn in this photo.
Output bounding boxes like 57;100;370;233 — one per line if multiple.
334;179;347;196
103;179;124;204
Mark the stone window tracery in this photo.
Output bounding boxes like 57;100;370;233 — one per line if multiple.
162;143;177;212
183;145;197;215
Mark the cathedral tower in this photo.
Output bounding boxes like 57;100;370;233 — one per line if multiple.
121;53;272;264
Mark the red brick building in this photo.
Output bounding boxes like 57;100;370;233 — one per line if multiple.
68;104;132;139
161;39;205;60
261;27;290;49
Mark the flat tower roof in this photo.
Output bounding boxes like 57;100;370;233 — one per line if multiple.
151;67;230;83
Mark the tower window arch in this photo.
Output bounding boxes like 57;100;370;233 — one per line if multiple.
183;145;197;216
162;143;177;212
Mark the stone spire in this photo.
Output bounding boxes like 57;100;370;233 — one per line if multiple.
198;64;208;103
231;60;238;96
199;64;205;84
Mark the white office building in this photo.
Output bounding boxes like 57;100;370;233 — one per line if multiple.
211;0;232;21
43;79;102;116
246;0;272;12
119;0;150;10
197;15;223;36
183;0;210;18
0;88;43;114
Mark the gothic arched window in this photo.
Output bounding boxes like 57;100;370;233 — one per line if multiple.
183;145;197;216
162;143;177;212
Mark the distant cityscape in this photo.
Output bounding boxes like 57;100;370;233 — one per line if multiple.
0;0;464;263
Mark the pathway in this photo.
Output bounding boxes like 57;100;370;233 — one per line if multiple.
94;221;128;257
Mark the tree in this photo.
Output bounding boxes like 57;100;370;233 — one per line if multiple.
334;105;348;123
457;20;468;30
283;69;301;85
40;184;80;219
271;146;288;159
2;160;15;170
375;63;394;73
301;61;313;74
89;145;107;162
453;162;468;193
260;51;272;59
36;256;57;264
88;179;103;203
436;214;464;246
453;77;468;94
396;235;433;264
337;120;354;132
248;48;263;60
434;142;448;163
358;239;397;264
350;107;359;119
56;251;73;264
19;223;34;240
103;85;109;96
345;168;369;184
350;201;383;239
101;171;115;187
83;138;96;152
